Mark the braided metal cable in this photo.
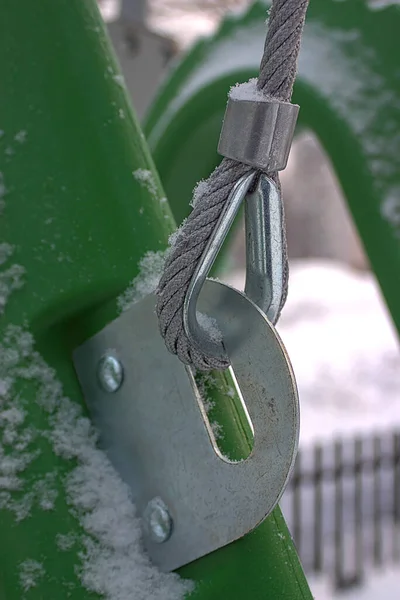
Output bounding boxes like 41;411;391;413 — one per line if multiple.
156;0;309;371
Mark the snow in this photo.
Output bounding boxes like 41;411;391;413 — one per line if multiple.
368;0;400;11
229;77;269;101
56;532;77;551
0;243;13;265
133;168;158;198
310;567;400;600
194;372;229;442
98;0;121;22
281;261;400;446
14;130;27;144
147;0;254;50
191;179;209;208
62;440;193;599
197;311;223;343
0;263;26;314
98;0;252;46
113;73;125;88
132;168;167;208
210;420;224;440
168;217;187;248
33;472;59;510
19;559;45;592
149;8;215;50
117;250;166;311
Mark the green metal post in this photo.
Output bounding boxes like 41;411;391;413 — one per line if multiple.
0;1;311;598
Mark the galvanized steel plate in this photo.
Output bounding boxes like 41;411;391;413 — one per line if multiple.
73;279;299;571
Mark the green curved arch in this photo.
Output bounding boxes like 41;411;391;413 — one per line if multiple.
144;0;400;334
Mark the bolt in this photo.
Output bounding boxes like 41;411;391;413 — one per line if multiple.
97;354;124;393
143;497;172;543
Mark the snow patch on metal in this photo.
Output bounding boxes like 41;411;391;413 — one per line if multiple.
229;77;267;101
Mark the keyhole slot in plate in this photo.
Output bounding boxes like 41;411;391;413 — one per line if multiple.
73;279;299;571
194;367;255;462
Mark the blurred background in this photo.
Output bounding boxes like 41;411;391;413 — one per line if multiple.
98;1;400;597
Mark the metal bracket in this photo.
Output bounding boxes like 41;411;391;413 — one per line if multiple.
73;279;299;571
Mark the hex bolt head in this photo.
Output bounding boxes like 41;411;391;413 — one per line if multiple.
143;497;173;543
97;354;124;393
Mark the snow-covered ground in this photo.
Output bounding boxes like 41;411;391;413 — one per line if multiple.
281;261;400;447
309;567;400;600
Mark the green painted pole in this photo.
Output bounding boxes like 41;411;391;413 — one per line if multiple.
0;1;311;598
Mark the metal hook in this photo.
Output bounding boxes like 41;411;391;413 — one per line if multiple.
244;174;284;324
183;171;285;362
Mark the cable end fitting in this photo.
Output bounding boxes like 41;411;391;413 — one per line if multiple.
218;92;299;172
